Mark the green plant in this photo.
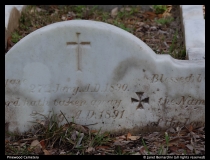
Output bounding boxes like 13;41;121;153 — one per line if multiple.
71;5;86;18
157;132;169;155
5;144;34;155
101;12;109;21
129;6;139;15
89;5;99;13
11;31;22;43
158;145;164;155
169;29;178;53
155;17;174;25
179;47;186;59
113;145;131;155
142;138;150;155
6;110;116;155
118;23;132;32
89;129;111;147
113;19;119;26
142;133;183;155
117;11;127;19
72;5;86;13
117;6;139;20
165;132;169;153
152;5;167;14
114;145;126;155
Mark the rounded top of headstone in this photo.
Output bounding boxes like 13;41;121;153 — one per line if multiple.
6;20;157;59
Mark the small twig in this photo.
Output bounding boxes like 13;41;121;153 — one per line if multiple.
30;112;48;119
84;123;98;126
19;137;37;142
163;41;169;48
60;110;70;125
158;30;169;34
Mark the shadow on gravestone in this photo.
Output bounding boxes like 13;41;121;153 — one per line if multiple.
5;20;205;134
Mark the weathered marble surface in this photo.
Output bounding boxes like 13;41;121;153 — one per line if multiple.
180;5;205;60
5;20;205;133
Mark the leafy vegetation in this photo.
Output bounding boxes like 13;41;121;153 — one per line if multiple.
155;17;174;25
152;5;167;14
11;32;22;43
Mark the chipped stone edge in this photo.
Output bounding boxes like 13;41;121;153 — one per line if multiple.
180;5;205;61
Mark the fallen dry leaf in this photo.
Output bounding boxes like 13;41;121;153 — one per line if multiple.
158;14;163;18
60;151;66;155
30;7;46;13
162;12;171;18
5;139;10;144
143;11;157;20
30;140;42;154
111;7;118;18
188;125;194;132
67;11;76;20
61;15;66;21
139;146;147;155
150;26;157;31
36;119;49;127
20;142;27;147
95;146;110;150
168;137;180;146
43;149;51;155
102;132;110;137
144;11;156;16
71;123;89;134
178;142;186;149
148;132;160;138
6;36;12;49
90;130;98;133
39;140;46;149
166;5;172;14
12;142;19;146
118;135;126;140
86;147;95;153
186;144;194;151
128;136;140;141
113;140;130;146
127;132;131;140
169;146;178;152
190;131;199;140
136;22;145;27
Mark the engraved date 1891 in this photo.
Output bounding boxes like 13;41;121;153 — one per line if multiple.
73;109;125;120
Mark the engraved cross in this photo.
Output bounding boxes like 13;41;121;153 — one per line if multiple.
131;92;149;109
66;32;91;71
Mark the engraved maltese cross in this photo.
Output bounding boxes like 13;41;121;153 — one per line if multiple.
131;92;149;109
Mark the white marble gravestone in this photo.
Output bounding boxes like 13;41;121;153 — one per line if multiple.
5;20;205;133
